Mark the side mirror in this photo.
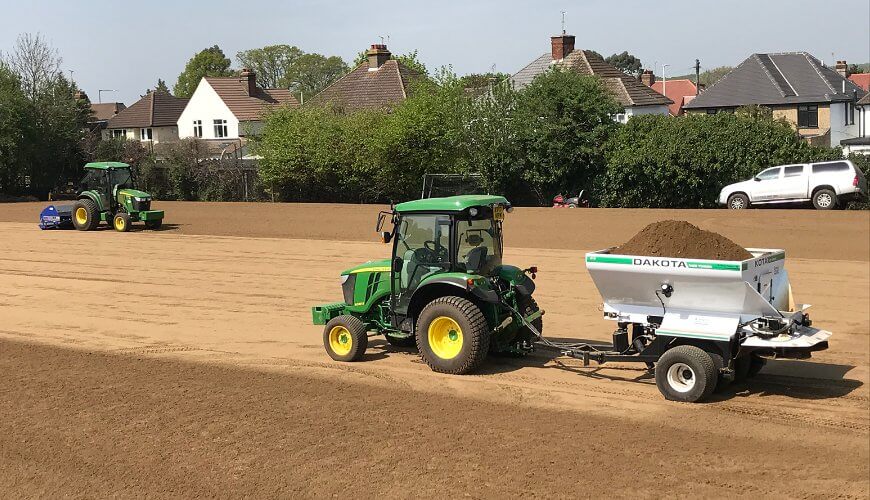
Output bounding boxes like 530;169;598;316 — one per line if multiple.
380;231;392;244
392;256;403;273
753;177;761;182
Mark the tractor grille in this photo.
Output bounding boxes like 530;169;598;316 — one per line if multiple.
133;199;151;211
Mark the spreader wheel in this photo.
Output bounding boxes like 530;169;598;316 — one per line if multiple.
416;296;489;374
655;345;717;402
72;199;100;231
113;212;131;232
323;315;368;362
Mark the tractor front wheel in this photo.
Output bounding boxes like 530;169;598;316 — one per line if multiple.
323;315;368;362
113;212;131;232
72;199;100;231
416;296;489;375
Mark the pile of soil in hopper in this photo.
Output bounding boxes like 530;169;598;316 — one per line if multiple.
612;220;754;261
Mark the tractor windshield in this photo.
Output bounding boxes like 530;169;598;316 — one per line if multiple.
107;169;134;190
456;209;502;275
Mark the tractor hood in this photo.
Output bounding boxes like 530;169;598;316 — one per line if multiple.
118;188;151;199
341;259;391;276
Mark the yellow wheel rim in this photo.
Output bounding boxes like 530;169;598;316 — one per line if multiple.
75;207;88;225
428;316;463;360
114;216;126;231
328;326;353;356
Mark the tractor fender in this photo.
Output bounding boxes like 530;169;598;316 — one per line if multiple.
77;191;104;211
408;277;497;323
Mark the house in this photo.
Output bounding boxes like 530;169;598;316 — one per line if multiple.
103;90;188;144
640;71;698;116
76;91;126;129
307;44;421;111
841;92;870;155
683;53;865;148
509;34;672;123
177;69;298;142
848;73;870;91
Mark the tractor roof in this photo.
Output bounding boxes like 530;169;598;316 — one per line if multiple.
84;161;130;170
395;195;510;213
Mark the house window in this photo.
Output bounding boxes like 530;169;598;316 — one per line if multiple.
214;119;228;138
615;113;626;123
140;128;153;141
846;102;855;126
705;109;717;115
797;105;818;128
111;129;126;139
193;120;202;138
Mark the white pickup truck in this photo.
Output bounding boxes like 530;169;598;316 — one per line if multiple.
719;160;867;210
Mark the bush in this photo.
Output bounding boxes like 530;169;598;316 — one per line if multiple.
599;113;842;208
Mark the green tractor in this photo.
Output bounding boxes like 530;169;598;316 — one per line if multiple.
71;162;164;232
312;195;543;374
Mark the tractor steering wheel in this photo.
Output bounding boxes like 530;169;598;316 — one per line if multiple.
422;240;448;264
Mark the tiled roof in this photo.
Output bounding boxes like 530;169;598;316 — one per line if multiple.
684;52;866;109
205;77;299;121
90;102;126;122
510;51;672;107
307;60;421;112
107;91;188;129
858;92;870;106
650;79;698;115
848;73;870;91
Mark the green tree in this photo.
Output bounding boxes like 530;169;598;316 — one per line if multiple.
353;49;428;75
288;53;349;98
457;72;510;91
144;78;170;96
173;45;233;98
236;45;304;88
699;66;732;87
513;69;623;204
599;113;841;208
0;64;30;194
605;51;643;77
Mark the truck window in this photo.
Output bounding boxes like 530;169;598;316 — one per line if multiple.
756;167;781;181
783;166;804;177
811;162;850;174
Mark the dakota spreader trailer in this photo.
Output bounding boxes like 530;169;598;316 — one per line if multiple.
312;195;831;403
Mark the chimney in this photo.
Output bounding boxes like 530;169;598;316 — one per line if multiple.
240;68;256;96
367;44;391;70
835;60;849;78
640;69;656;87
550;34;575;61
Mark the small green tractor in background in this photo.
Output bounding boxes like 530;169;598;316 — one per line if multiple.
312;195;543;374
71;162;164;232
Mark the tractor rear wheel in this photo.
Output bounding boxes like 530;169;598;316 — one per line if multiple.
416;296;489;374
655;345;717;402
323;315;368;362
72;199;100;231
113;212;131;232
144;219;162;230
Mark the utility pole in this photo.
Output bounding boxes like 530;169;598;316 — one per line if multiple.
694;59;701;95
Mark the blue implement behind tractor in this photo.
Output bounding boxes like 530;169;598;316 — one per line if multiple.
38;205;74;230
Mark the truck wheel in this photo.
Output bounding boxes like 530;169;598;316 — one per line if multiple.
385;334;417;349
113;212;131;232
323;315;368;362
655;345;717;402
727;193;749;210
416;296;489;375
144;219;162;230
72;199;100;231
812;189;837;210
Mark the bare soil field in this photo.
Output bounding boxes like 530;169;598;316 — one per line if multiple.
0;202;868;497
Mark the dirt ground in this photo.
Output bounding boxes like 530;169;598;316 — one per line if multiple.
0;202;868;497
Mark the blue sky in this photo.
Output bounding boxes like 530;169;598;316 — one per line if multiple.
1;0;868;104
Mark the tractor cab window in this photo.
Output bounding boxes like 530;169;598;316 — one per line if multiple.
456;208;502;275
395;214;451;305
80;170;107;192
107;169;134;190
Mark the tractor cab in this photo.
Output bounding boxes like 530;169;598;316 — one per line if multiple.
313;195;543;375
71;162;164;232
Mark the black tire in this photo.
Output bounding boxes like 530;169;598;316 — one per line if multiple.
416;296;489;374
144;219;162;230
113;212;131;232
517;295;543;340
709;352;731;392
655;345;717;402
323;315;368;362
72;199;100;231
727;193;749;210
567;203;577;208
385;334;417;348
812;188;837;210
